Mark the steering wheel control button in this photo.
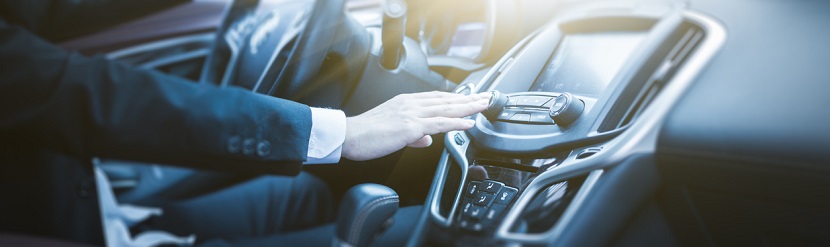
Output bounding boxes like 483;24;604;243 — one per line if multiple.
466;181;480;198
549;92;585;126
473;192;496;206
495;187;518;205
483;90;509;120
483;204;507;222
481;180;504;193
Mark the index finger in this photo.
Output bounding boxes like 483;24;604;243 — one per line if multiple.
418;98;490;118
417;92;490;107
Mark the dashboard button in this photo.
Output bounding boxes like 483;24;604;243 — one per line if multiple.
515;96;551;107
494;187;518;205
465;181;481;198
529;112;552;124
462;220;484;232
483;204;507;222
459;219;471;229
507;97;518;107
470;222;484;232
496;109;521;121
473;192;496;206
549;92;585;126
461;199;474;215
508;113;531;122
465;205;485;219
481;180;503;193
484;90;509;120
454;133;465;146
542;97;556;108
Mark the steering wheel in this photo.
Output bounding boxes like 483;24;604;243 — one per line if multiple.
201;0;366;102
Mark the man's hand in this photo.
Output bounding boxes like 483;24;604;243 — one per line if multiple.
342;91;491;161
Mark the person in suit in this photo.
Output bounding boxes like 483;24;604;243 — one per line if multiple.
0;0;490;245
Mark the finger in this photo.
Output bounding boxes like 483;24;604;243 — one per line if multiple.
418;98;490;118
407;135;433;148
421;117;476;135
408;91;460;99
417;92;489;107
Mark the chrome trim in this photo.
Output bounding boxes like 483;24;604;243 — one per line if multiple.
427;152;452;226
502;169;604;243
106;33;215;60
219;24;243;87
452;82;477;95
494;10;727;243
426;24;542;227
427;130;471;227
137;50;211;69
426;10;542;230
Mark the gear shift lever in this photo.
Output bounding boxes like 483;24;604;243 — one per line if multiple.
334;184;399;247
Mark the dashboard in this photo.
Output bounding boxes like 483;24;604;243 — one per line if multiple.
411;0;728;246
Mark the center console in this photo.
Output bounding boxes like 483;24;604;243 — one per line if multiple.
412;1;726;246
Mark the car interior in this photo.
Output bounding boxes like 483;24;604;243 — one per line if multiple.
2;0;830;246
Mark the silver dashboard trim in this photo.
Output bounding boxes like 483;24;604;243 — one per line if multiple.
426;24;541;227
428;131;471;227
492;10;727;244
424;22;547;227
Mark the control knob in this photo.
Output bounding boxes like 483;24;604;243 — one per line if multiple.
549;92;584;126
483;90;509;120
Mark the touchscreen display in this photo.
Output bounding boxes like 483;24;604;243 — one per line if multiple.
530;31;646;98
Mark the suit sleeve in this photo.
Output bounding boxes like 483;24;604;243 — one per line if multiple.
0;21;311;175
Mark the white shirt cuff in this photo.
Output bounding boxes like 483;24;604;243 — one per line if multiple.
304;107;346;164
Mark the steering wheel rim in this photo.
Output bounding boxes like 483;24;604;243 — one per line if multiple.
264;0;347;99
201;0;348;100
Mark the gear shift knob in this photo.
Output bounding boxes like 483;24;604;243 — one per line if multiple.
334;184;399;247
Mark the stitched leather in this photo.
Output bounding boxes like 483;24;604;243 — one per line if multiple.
334;184;399;247
347;195;399;243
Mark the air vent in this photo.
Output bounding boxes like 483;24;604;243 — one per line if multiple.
599;24;704;132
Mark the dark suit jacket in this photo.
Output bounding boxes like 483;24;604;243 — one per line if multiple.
0;1;314;174
0;1;314;243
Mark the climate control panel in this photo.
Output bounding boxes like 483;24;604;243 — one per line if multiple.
482;91;584;126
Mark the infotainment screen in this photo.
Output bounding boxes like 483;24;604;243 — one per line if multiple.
530;31;646;98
